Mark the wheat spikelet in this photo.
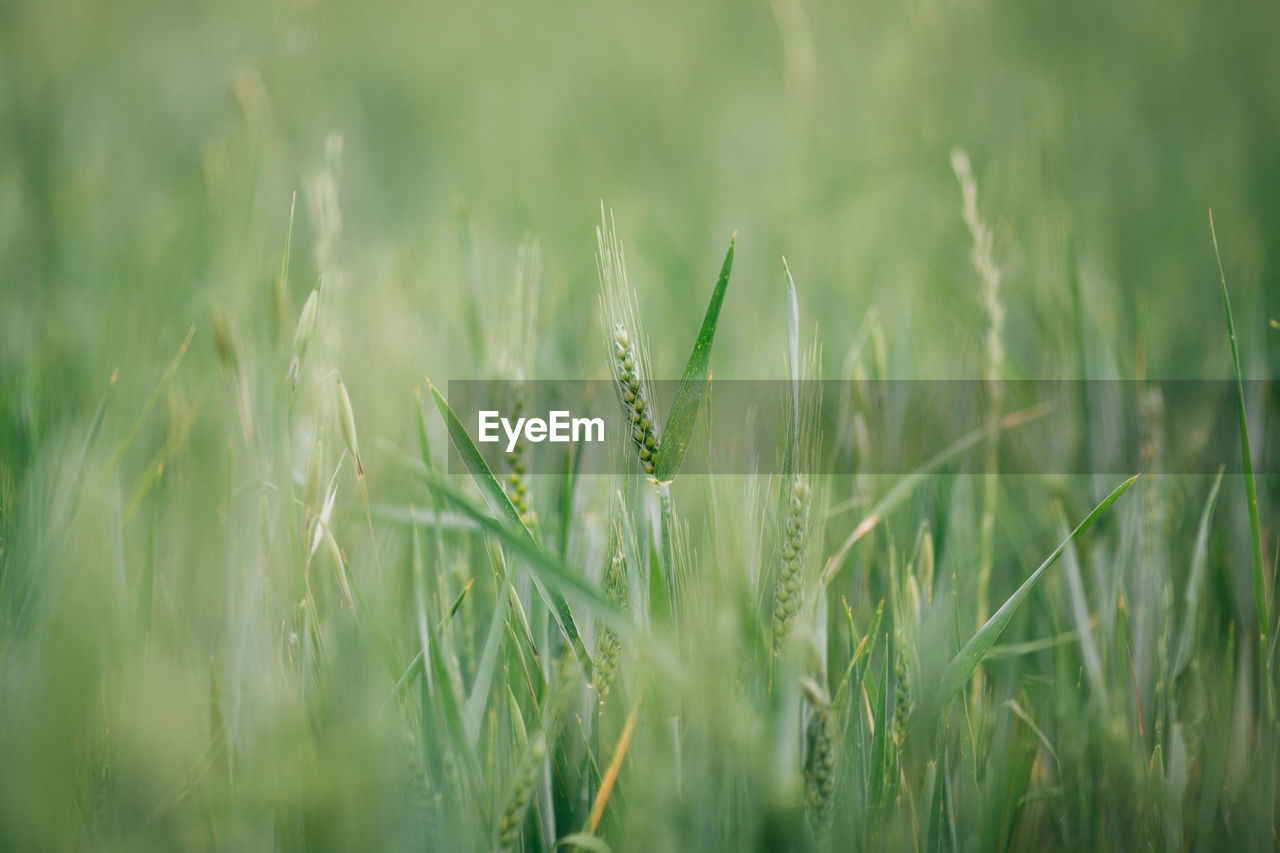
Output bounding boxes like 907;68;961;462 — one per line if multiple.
772;475;810;652
772;341;822;654
893;650;912;745
612;324;660;478
597;206;661;480
500;238;541;525
503;378;535;526
497;731;546;851
593;521;628;701
801;678;837;836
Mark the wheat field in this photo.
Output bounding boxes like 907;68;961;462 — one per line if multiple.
1;0;1278;850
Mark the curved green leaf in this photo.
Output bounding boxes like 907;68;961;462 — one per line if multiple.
1172;467;1224;682
1209;213;1267;643
652;234;735;483
426;378;594;672
928;475;1137;714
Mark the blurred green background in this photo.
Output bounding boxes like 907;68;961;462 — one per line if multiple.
4;0;1279;393
2;0;1279;849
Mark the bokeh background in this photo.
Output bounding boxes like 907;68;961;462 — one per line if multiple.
2;0;1278;849
5;0;1279;391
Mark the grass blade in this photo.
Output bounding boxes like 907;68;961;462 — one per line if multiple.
782;257;800;475
426;377;523;529
422;468;617;619
866;650;890;847
1059;505;1105;703
582;700;640;838
463;582;509;747
103;325;195;479
823;402;1051;585
426;378;596;673
411;524;476;786
927;475;1138;714
1172;467;1224;682
1208;212;1267;643
414;386;435;472
652;234;735;483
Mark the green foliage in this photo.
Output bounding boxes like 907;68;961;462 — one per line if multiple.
1;2;1277;850
651;235;735;484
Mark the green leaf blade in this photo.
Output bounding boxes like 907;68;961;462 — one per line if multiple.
1208;212;1267;643
1173;468;1224;682
426;378;595;673
463;586;508;747
928;474;1137;714
652;234;735;483
782;257;800;476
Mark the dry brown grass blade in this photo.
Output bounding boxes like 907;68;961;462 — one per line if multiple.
583;700;641;839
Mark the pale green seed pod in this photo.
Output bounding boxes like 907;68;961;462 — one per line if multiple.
336;375;362;477
322;526;354;609
293;288;319;356
286;288;320;396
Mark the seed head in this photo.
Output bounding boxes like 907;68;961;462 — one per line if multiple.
893;651;912;745
594;539;629;701
497;731;546;851
801;678;837;836
335;374;362;477
597;206;661;480
294;288;319;355
611;323;660;479
772;475;810;652
503;379;535;526
286;287;320;396
322;526;354;609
